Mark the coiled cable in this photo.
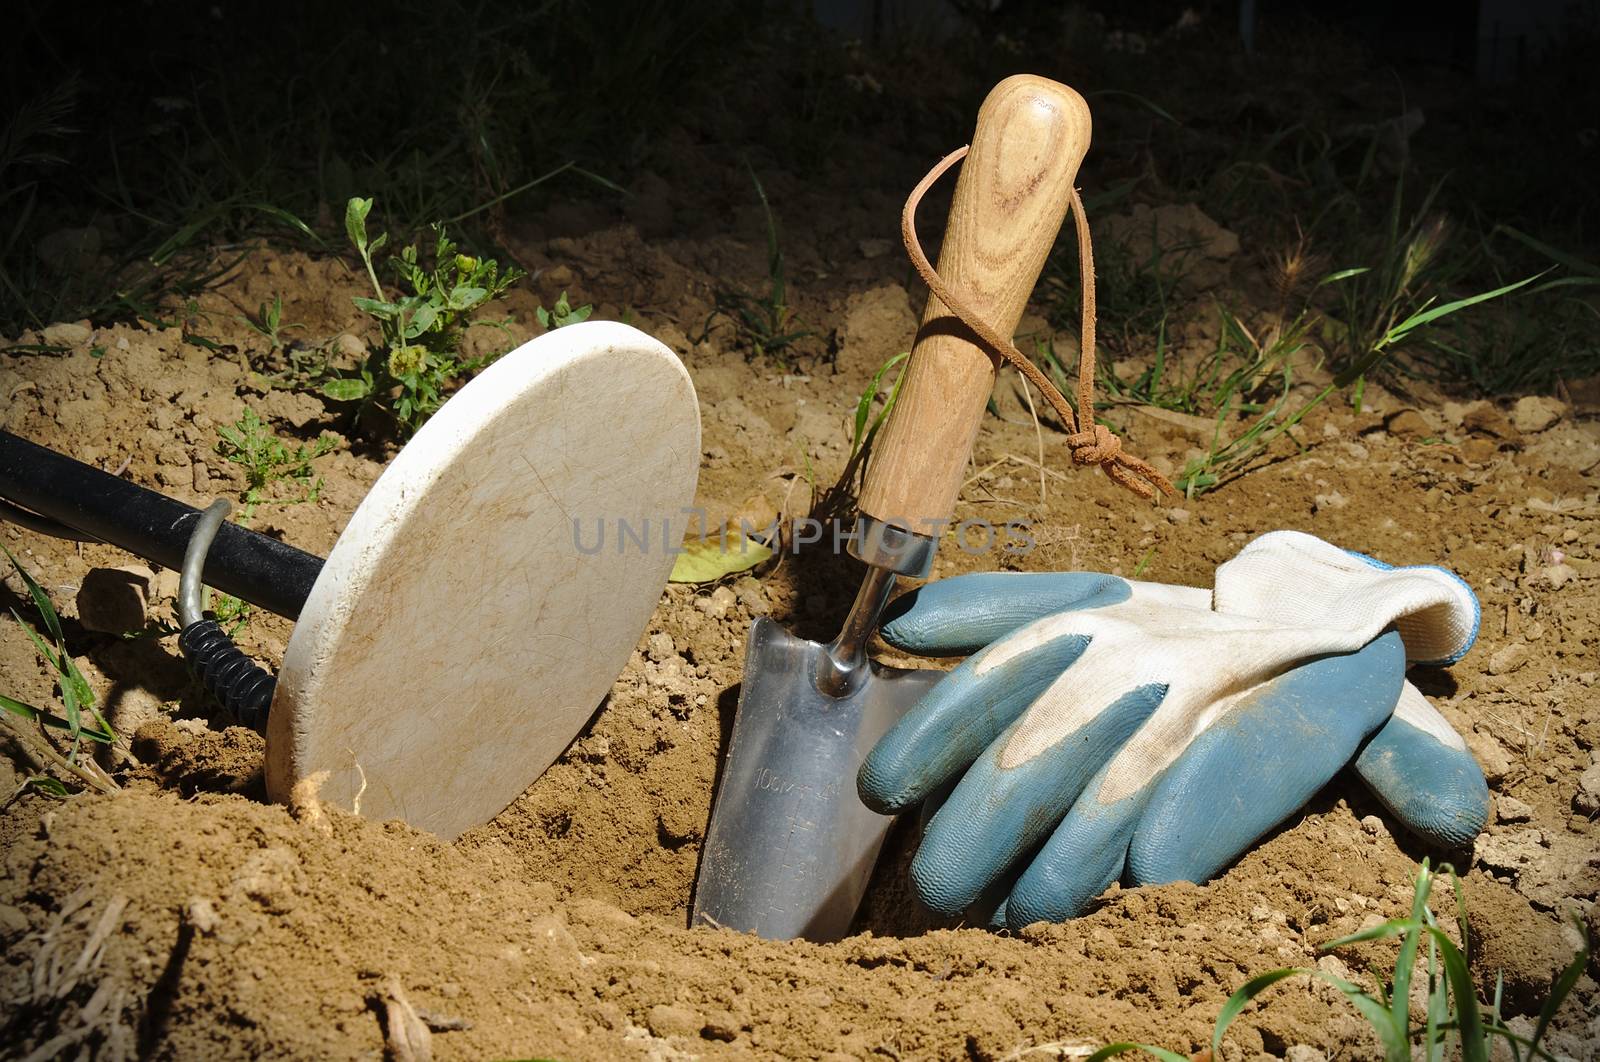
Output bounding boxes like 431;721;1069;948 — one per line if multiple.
178;500;275;733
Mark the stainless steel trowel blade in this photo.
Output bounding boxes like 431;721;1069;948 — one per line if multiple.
691;617;942;941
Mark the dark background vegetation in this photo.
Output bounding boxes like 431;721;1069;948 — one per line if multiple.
5;0;1598;391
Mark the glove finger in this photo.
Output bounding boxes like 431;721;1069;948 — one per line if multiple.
905;683;1167;917
914;784;1031;929
1354;682;1488;848
858;624;1094;813
879;572;1133;656
1127;631;1406;888
1005;756;1152;928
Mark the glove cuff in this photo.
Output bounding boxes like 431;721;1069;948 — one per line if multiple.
1213;531;1479;666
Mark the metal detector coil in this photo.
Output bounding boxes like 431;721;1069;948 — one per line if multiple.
2;321;701;839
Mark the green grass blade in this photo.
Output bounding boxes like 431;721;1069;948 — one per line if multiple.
1324;914;1427;946
5;545;64;646
1527;920;1589;1054
852;351;908;457
443;160;577;224
1525;275;1600;294
1422;926;1488;1062
0;692;112;744
10;600;61;667
22;776;71;799
1308;969;1409;1058
1086;89;1179;125
1211;968;1304;1054
1424;935;1446;1062
1492;224;1600;276
1391;863;1432;1041
1382;274;1539;345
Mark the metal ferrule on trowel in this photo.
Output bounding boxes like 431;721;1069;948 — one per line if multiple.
692;74;1091;942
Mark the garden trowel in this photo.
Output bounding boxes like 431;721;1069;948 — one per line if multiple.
692;75;1090;941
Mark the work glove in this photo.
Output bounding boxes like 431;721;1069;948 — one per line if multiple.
857;530;1488;928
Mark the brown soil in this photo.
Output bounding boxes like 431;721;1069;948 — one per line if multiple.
3;125;1599;1062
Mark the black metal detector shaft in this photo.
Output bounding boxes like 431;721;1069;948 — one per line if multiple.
0;429;322;619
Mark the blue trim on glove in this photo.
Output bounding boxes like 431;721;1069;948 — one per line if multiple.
1343;548;1481;666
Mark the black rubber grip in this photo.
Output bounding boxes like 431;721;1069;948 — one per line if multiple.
179;620;276;733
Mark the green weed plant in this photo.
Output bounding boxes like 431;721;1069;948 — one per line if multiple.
2;547;116;798
215;407;335;519
704;163;813;364
1092;860;1589;1062
322;197;526;436
536;290;592;329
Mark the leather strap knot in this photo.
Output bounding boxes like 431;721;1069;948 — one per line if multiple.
901;147;1175;501
1067;422;1120;465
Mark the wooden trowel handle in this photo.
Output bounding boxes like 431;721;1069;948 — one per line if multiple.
859;75;1089;549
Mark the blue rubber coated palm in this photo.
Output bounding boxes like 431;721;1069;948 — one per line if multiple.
859;572;1489;927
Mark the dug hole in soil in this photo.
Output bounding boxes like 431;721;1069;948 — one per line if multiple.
3;140;1600;1062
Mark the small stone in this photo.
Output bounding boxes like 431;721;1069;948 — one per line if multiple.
1313;491;1349;513
1461;437;1500;464
836;283;916;375
734;576;768;616
645;632;675;662
256;389;325;430
1536;563;1577;589
1166;507;1190;524
1511;395;1565;434
1496;796;1534;823
1473;829;1546;874
536;264;576;302
151;568;180;607
40;321;92;347
1285;1046;1329;1062
77;564;155;633
1462;404;1519;441
1315;954;1353;981
701;1016;739;1042
0;903;29;940
334;332;367;360
1575;758;1600;816
647;1004;699;1039
697;585;737;618
192;461;211;492
1385;408;1430;437
801;988;834;1009
1465;728;1513;783
1360;814;1386;836
185;897;220;935
1487;642;1528;675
